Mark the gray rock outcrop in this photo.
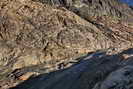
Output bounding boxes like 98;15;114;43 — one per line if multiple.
11;49;133;89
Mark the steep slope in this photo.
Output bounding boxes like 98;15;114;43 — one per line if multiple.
36;0;133;21
0;0;132;88
11;48;133;89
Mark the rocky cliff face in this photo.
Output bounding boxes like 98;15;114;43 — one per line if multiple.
0;0;132;89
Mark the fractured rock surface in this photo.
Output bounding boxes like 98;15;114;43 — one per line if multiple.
0;0;132;88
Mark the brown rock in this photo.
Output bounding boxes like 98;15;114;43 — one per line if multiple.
18;72;37;81
0;0;132;88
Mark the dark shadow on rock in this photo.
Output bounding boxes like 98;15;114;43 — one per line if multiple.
120;48;133;55
10;49;133;89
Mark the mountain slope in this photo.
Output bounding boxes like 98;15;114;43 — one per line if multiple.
0;0;132;89
36;0;133;21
